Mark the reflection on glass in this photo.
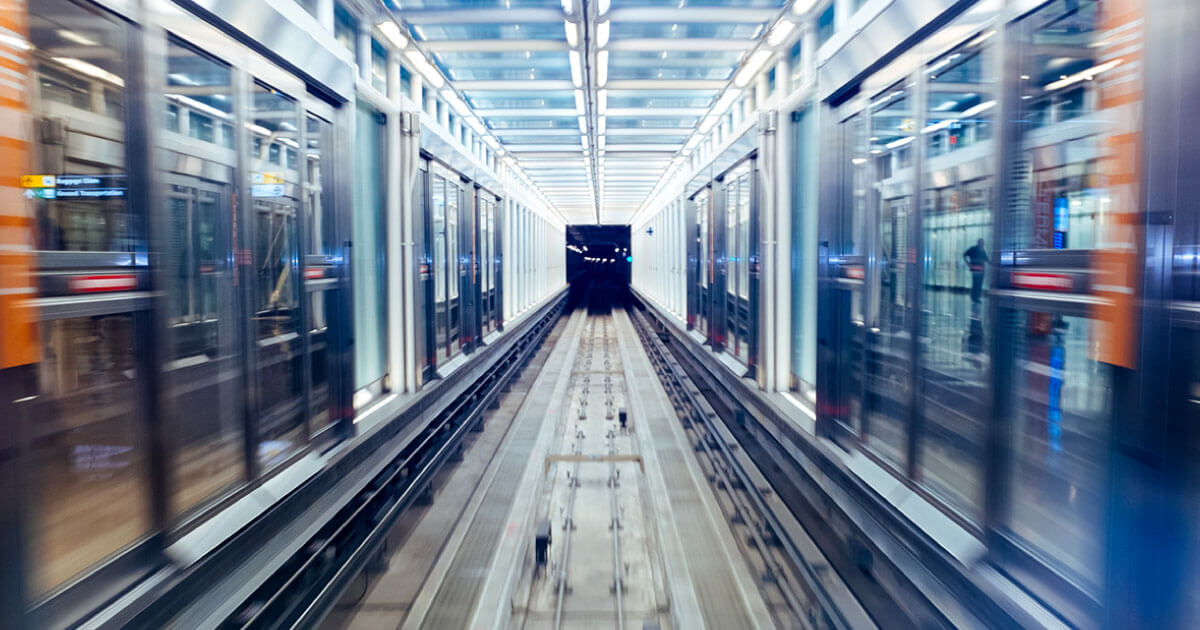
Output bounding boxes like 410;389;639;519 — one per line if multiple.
24;0;150;595
31;0;132;253
1015;0;1108;252
1008;314;1110;586
249;81;305;467
30;315;149;594
432;174;449;362
916;35;996;520
161;39;244;517
306;114;334;433
696;190;710;336
447;179;461;355
860;81;915;469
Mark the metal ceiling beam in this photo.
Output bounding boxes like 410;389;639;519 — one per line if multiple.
422;39;570;52
606;128;691;136
605;38;757;52
494;128;581;136
607;7;779;23
475;108;577;117
606;107;710;117
400;8;563;23
604;79;726;90
453;79;575;90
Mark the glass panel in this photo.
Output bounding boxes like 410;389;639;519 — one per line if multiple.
1007;313;1110;586
915;35;996;520
861;81;915;468
791;105;817;393
816;4;836;46
249;81;305;467
696;190;709;335
24;0;149;595
306;114;335;433
726;176;739;356
334;4;357;53
352;103;387;390
432;175;449;362
160;39;243;518
371;38;387;93
1014;0;1107;252
30;314;149;594
31;0;132;253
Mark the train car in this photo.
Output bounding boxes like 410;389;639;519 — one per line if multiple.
633;0;1200;625
0;0;565;624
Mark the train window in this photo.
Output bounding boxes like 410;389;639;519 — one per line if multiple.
370;38;388;94
352;103;388;392
305;113;335;434
1000;0;1117;590
915;33;997;520
30;0;132;253
161;38;243;518
249;80;305;468
24;0;150;595
432;174;449;362
1013;0;1107;252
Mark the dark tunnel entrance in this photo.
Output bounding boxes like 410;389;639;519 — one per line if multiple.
566;224;631;312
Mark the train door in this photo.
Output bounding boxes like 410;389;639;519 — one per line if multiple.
22;0;159;595
460;183;477;352
692;187;711;337
446;174;462;357
429;165;450;364
416;158;436;381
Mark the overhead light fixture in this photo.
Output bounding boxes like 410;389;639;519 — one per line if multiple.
791;0;818;15
377;21;409;49
710;88;742;117
698;115;718;134
581;135;590;149
569;50;583;87
564;20;579;48
483;135;500;150
766;19;796;47
597;0;610;17
733;50;772;87
465;117;486;135
578;115;587;133
405;49;444;88
598;136;606;149
597;116;606;134
597;89;608;115
53;57;124;86
441;89;472;116
562;0;576;15
596;21;610;48
1044;58;1123;91
56;29;98;47
597;50;609;87
574;89;586;115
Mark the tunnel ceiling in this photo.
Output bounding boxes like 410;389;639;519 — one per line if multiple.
389;0;789;225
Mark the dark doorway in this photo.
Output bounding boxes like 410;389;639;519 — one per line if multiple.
566;224;630;309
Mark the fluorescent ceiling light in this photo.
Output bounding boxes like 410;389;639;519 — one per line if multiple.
483;135;500;149
575;89;586;115
569;50;583;87
564;20;579;48
52;57;124;87
791;0;818;15
57;29;98;47
596;21;610;48
597;117;606;134
562;0;575;15
581;135;590;148
578;116;587;132
377;21;409;49
710;88;742;118
597;0;610;16
465;117;486;135
441;89;471;116
405;50;444;88
766;20;795;47
733;50;771;87
698;115;718;134
597;50;609;87
1045;58;1123;92
597;89;607;115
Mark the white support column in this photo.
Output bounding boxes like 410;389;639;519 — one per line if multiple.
410;72;423;104
317;0;334;31
386;109;407;390
387;55;401;103
774;103;793;393
775;56;791;101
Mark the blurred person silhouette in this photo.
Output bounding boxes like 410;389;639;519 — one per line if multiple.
963;238;989;303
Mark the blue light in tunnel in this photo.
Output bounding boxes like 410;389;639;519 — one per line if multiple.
625;255;633;263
